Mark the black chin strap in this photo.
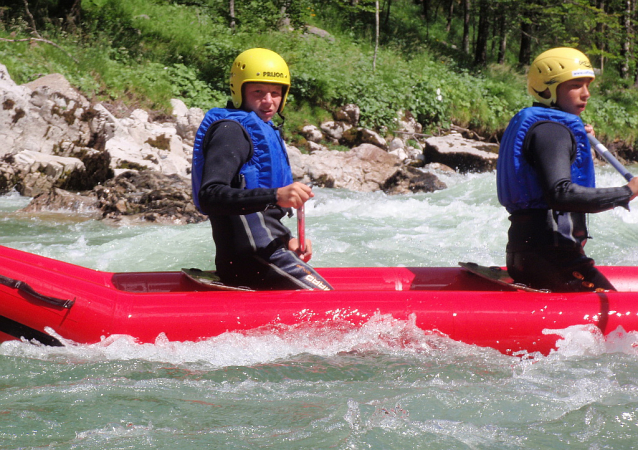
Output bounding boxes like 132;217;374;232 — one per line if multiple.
275;112;286;130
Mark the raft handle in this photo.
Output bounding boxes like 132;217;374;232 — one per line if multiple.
0;274;75;309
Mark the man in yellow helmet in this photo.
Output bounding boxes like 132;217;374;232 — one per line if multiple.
497;47;638;292
192;48;333;290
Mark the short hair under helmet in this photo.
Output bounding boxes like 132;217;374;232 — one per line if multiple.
229;48;291;113
527;47;595;107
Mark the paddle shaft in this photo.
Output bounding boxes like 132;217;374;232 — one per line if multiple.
587;133;634;181
297;205;305;253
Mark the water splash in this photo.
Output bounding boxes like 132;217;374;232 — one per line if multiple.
544;324;638;357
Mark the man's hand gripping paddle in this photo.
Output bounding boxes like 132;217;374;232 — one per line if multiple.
297;204;305;253
587;134;635;181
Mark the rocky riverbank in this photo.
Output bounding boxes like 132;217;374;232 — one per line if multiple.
1;64;503;225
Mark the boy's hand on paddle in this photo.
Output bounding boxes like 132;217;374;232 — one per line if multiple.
276;182;313;209
628;177;638;201
289;237;313;262
584;124;595;137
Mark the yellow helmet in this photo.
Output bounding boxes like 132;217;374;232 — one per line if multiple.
527;47;595;106
229;48;291;112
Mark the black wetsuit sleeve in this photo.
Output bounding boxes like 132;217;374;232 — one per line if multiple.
524;121;632;213
197;120;280;216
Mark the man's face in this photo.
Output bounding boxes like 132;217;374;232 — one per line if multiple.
555;77;592;116
243;83;283;122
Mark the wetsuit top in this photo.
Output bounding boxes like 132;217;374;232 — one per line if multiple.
192;108;294;267
497;105;632;250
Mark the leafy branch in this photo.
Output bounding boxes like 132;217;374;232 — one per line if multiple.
0;0;79;64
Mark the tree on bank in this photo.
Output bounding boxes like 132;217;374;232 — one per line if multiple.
10;0;638;77
4;0;638;143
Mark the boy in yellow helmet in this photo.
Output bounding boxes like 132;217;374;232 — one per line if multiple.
192;48;332;290
497;47;638;292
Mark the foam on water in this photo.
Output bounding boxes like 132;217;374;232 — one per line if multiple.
4;314;638;448
0;313;473;367
4;169;638;448
2;320;638;449
282;172;511;268
0;171;513;271
2;312;638;369
3;167;638;271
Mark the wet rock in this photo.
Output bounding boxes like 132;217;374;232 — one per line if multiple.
21;170;207;225
60;150;114;191
300;124;323;143
24;73;90;108
305;144;399;191
289;143;441;194
100;107;191;177
0;65;98;161
424;131;498;173
605;138;638;165
95;170;206;225
305;141;329;154
395;110;422;135
341;127;388;150
12;151;84;197
286;145;308;181
333;104;360;126
171;98;204;147
0;64;513;223
383;166;447;194
21;187;101;217
304;26;335;42
320;120;352;142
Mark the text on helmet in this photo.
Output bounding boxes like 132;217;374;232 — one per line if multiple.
259;71;287;79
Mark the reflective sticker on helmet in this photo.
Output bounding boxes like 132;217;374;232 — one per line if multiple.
572;69;595;77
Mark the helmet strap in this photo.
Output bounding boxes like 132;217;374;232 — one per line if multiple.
274;112;286;138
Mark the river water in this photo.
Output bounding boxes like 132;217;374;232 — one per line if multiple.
3;168;638;449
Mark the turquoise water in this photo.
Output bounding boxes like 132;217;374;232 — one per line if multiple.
3;169;638;448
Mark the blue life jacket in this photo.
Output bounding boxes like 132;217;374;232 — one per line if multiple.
497;106;595;213
191;108;293;213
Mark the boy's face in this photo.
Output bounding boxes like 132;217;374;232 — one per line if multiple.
555;77;592;116
243;83;283;122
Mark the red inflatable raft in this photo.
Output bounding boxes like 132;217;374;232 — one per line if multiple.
1;244;637;356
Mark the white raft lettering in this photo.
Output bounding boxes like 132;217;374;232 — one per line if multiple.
305;274;330;291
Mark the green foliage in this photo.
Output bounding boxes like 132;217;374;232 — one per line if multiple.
230;0;312;30
2;0;638;145
164;64;227;109
585;91;638;144
311;0;378;34
284;102;332;145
